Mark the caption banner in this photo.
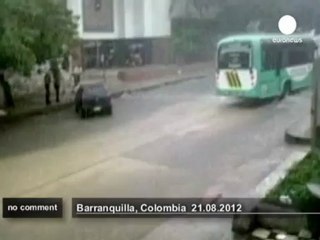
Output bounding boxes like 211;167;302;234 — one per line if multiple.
3;198;63;218
72;198;260;218
2;198;308;218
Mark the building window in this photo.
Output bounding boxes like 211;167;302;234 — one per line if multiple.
288;50;313;66
83;0;114;32
95;0;102;11
262;49;279;71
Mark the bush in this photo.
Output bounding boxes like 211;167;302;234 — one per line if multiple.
172;19;216;63
266;152;320;236
267;152;320;211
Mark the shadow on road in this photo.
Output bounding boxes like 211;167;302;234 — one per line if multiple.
224;98;277;109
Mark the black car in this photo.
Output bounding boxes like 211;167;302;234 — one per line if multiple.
75;82;112;119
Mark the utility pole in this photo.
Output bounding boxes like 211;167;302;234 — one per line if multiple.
312;55;320;152
311;0;320;152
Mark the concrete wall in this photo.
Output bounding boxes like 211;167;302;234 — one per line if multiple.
6;66;72;100
124;0;171;38
144;0;171;38
151;37;173;64
124;0;145;38
117;0;125;38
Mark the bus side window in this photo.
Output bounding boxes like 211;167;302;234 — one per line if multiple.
262;47;278;71
287;49;312;67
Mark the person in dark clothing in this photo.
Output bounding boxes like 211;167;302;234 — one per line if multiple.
54;85;60;102
44;70;52;106
50;65;61;103
49;59;62;103
0;74;15;108
72;65;82;90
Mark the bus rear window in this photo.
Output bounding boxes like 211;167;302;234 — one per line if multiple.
218;51;250;69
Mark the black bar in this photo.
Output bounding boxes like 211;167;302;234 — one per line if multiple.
3;198;63;218
72;198;259;218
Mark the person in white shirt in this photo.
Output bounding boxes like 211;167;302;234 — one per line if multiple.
44;68;52;106
73;65;82;88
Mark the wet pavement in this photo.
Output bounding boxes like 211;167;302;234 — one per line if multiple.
0;77;310;240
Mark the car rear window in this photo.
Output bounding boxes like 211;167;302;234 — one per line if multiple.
83;84;108;97
218;42;252;69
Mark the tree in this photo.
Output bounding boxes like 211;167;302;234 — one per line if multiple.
0;0;77;108
172;0;320;33
171;0;320;63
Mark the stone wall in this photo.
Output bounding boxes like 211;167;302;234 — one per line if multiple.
8;73;44;97
151;37;173;64
0;66;72;109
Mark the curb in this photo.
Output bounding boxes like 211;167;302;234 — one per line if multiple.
284;130;311;145
253;150;308;198
0;102;75;124
0;74;206;123
112;74;206;97
232;151;309;235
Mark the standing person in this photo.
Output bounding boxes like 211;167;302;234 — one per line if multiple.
72;65;82;90
50;60;61;103
130;46;142;67
0;72;15;108
44;69;52;106
100;54;105;68
107;47;115;68
51;67;61;103
53;70;61;103
126;45;135;67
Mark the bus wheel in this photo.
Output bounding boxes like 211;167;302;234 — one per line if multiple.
279;82;291;100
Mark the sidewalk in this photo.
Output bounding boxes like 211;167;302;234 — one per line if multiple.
285;116;311;145
0;62;213;123
140;150;309;240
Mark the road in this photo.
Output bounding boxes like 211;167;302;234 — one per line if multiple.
0;77;310;240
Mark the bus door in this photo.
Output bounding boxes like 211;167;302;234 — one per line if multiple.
284;45;316;90
261;44;283;96
276;50;284;92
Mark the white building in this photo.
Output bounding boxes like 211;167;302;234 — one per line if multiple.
67;0;172;68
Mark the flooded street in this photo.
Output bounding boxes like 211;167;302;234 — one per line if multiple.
0;78;309;239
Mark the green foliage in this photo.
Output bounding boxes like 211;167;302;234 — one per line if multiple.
174;27;202;55
267;152;320;212
172;20;215;61
178;0;320;33
172;0;320;62
0;0;77;76
31;0;78;64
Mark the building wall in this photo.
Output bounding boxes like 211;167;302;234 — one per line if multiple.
67;0;171;40
67;0;121;40
67;0;83;35
117;0;126;38
151;37;173;64
67;0;172;66
144;0;171;38
124;0;145;38
123;0;136;38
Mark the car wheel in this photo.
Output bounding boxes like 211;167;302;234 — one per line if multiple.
279;82;291;101
80;108;87;119
105;106;113;115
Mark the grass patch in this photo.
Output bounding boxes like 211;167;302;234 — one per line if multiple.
266;152;320;235
266;152;320;212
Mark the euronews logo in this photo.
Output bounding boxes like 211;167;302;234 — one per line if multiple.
272;15;303;43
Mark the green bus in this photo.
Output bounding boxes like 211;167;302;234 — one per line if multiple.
216;34;317;99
